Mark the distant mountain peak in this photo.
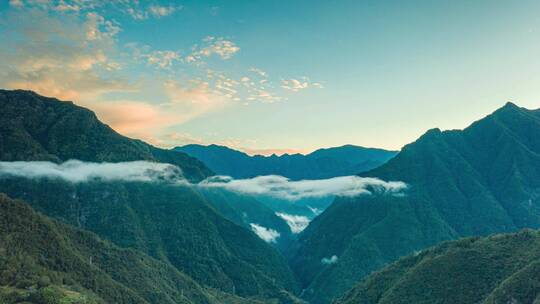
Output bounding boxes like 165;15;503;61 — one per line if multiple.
503;101;519;109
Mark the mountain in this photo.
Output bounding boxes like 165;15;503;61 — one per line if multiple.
175;144;397;180
0;193;262;304
0;90;301;303
0;89;211;181
290;102;540;303
336;229;540;304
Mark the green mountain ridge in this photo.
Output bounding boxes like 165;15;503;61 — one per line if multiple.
290;102;540;303
336;228;540;304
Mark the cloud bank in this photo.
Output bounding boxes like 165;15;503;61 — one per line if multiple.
199;175;407;200
0;160;184;183
275;212;310;233
0;161;406;201
249;223;280;243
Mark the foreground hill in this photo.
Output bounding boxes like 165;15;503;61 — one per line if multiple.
0;89;211;181
290;102;540;303
0;194;261;304
337;229;540;304
175;144;397;180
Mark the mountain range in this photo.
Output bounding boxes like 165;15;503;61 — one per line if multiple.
175;144;397;180
290;102;540;303
3;89;540;304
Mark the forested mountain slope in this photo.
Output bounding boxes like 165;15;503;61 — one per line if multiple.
0;89;211;181
0;194;262;304
291;102;540;303
337;229;540;304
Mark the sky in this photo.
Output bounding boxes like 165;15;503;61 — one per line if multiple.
1;0;540;155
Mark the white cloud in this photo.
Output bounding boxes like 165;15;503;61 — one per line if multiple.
0;160;185;183
1;1;325;147
148;4;179;18
250;223;280;243
188;37;240;63
0;8;128;101
282;78;323;92
145;50;181;69
85;78;231;145
128;4;180;20
199;175;407;200
164;79;230;115
82;100;185;143
249;67;268;78
321;255;338;265
307;206;322;215
275;212;310;233
9;0;23;7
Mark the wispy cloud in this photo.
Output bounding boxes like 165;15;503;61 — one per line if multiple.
307;206;322;215
0;160;184;183
275;212;310;233
81;100;184;142
321;255;338;265
0;9;128;101
199;175;407;200
148;4;179;18
164;79;229;116
86;79;230;145
11;0;180;20
1;2;325;150
282;77;324;92
187;36;240;63
128;4;180;20
250;223;280;243
9;0;23;8
145;50;181;69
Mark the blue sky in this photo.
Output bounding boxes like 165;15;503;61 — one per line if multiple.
1;0;540;154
